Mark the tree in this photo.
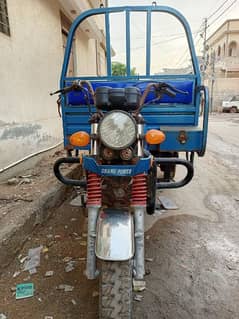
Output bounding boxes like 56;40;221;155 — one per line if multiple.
112;61;137;76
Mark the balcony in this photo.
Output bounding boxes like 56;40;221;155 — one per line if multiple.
216;56;239;72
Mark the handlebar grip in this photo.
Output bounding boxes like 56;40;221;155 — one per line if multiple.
50;82;82;96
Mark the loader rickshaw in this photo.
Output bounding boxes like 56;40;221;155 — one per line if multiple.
52;4;209;318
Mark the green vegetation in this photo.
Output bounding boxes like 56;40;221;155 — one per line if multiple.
111;61;137;76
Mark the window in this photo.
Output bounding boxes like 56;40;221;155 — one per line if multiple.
0;0;10;36
228;41;237;57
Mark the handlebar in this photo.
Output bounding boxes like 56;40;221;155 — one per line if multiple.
52;80;188;113
50;80;95;104
135;82;188;114
50;81;81;96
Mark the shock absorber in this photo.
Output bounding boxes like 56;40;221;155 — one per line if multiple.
87;172;102;206
85;172;102;280
131;173;147;280
131;173;147;207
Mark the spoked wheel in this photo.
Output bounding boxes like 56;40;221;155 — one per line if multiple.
99;260;133;319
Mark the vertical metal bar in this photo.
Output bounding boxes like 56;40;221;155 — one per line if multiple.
85;206;99;279
134;206;145;280
126;10;131;76
91;123;98;156
146;10;151;76
105;12;112;76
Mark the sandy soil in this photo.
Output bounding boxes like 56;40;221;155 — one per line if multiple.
0;113;239;319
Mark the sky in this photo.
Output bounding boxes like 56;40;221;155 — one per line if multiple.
108;0;239;35
106;0;239;74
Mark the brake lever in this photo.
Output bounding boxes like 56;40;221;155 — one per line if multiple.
162;88;176;98
50;81;82;96
50;89;62;96
165;83;188;95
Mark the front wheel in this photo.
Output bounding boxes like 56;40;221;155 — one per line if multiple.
99;260;133;319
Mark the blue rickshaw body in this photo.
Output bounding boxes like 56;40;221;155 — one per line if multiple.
59;5;209;176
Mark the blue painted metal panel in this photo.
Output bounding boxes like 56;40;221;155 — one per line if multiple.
59;5;207;155
65;115;91;124
141;104;195;111
200;86;209;156
66;125;90;134
63;106;96;113
146;10;151;76
61;6;201;86
126;10;131;76
83;156;151;176
144;115;195;125
105;13;112;76
158;131;202;152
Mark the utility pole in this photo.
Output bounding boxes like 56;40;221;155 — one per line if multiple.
210;50;216;113
201;18;208;83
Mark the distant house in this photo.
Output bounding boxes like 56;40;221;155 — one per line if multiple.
0;0;107;171
206;19;239;111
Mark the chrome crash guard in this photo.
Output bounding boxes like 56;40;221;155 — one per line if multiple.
53;156;194;280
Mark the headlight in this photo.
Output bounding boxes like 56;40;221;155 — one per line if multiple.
98;110;137;150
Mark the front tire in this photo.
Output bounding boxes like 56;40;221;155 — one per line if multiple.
99;260;133;319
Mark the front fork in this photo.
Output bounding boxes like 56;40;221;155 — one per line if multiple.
85;172;101;279
85;173;146;281
85;205;145;280
85;205;100;279
133;206;145;279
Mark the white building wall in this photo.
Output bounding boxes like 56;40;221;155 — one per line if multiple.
74;30;97;76
0;0;64;170
0;0;107;171
206;20;239;111
206;78;239;111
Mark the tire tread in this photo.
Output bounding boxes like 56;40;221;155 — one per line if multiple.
99;260;132;319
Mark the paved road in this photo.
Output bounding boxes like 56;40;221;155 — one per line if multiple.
134;113;239;319
0;114;238;319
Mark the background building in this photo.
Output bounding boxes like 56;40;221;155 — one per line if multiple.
206;19;239;111
0;0;107;170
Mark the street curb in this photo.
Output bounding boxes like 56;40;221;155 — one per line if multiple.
0;167;79;274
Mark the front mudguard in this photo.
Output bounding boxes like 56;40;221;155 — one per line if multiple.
95;209;134;261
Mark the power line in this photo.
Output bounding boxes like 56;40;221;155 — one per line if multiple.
114;31;199;58
208;0;238;27
175;35;203;68
201;18;208;82
129;32;199;51
207;0;231;20
113;29;200;42
198;0;237;80
175;23;204;67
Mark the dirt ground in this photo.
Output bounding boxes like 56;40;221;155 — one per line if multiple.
0;113;239;319
0;148;65;222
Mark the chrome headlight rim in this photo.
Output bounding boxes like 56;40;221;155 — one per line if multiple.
98;110;137;150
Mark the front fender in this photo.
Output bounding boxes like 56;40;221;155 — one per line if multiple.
95;209;134;261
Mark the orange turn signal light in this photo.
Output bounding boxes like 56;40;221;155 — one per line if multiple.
69;131;90;147
145;129;165;145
